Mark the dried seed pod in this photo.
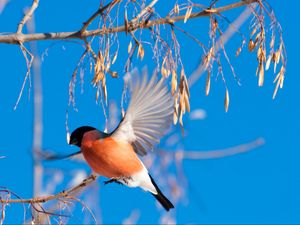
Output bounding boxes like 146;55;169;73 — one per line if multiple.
205;71;211;96
250;27;257;37
265;55;272;70
179;110;183;126
161;66;168;77
137;44;145;60
184;6;192;23
171;70;177;95
272;52;276;63
248;39;256;52
272;69;284;100
174;3;179;14
179;93;186;114
112;51;118;64
173;108;178;125
92;71;104;85
224;89;229;112
236;46;242;57
270;36;275;49
204;48;213;70
179;68;185;93
109;70;118;78
103;83;108;104
183;91;190;112
173;95;179;125
182;73;190;97
275;50;281;63
258;63;264;87
128;41;132;53
272;50;280;73
95;88;99;102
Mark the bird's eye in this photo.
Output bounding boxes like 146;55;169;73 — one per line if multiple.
70;138;78;145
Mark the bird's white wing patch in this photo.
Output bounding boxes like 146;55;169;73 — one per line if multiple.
112;70;173;155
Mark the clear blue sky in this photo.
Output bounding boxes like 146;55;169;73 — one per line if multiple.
0;0;299;224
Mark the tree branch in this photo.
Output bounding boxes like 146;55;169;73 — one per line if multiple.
0;174;97;204
158;137;265;160
0;0;257;44
81;0;120;34
16;0;39;34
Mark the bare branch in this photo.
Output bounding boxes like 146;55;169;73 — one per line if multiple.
0;0;257;44
158;137;265;160
16;0;39;34
0;174;97;204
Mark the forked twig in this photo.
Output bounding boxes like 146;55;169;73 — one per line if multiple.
16;0;39;34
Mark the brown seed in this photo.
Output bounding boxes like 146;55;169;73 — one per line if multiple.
137;44;145;60
248;39;256;52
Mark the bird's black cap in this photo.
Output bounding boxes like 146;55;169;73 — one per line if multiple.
69;126;96;147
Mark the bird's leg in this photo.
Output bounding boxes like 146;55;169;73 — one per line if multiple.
104;176;132;185
104;178;123;185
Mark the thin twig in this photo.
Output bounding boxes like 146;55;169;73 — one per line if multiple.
16;0;39;34
81;0;120;34
13;44;34;110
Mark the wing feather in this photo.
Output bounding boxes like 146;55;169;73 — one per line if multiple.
111;71;173;156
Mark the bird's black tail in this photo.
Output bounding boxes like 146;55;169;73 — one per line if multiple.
149;174;174;211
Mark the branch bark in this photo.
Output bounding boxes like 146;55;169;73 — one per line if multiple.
0;175;97;204
0;0;256;44
16;0;39;34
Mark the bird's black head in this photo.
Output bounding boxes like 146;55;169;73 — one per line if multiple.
69;126;97;147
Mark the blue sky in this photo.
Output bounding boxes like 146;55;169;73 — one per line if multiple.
0;0;299;224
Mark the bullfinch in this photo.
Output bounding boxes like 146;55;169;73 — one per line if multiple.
69;73;174;211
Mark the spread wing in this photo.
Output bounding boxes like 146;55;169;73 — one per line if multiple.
111;71;173;156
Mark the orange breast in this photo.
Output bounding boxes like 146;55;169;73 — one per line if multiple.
81;137;143;178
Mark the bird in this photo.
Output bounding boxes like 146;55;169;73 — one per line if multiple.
68;72;174;211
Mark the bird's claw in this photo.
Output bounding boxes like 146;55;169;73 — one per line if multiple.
104;178;123;185
104;176;132;185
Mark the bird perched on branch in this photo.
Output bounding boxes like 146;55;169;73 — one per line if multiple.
69;72;174;211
